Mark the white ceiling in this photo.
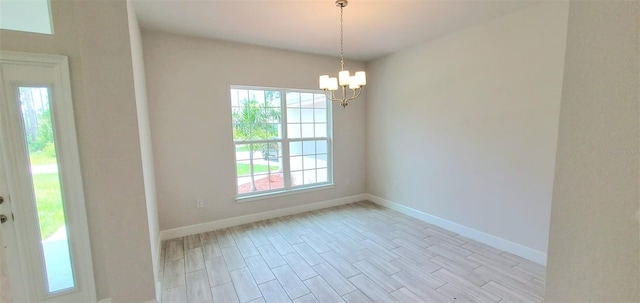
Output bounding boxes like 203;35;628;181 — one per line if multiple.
132;0;538;61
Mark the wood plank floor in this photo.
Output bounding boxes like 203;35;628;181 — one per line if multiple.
159;201;545;302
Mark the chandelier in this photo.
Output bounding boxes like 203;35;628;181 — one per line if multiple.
318;0;366;108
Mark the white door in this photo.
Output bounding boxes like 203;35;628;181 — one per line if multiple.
0;52;96;302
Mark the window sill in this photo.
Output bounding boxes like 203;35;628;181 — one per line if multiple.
235;183;335;203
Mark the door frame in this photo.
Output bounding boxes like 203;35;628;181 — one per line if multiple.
0;51;96;302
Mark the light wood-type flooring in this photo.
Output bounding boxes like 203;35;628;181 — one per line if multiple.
159;201;545;302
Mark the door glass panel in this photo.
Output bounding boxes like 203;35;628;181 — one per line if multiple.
17;87;74;293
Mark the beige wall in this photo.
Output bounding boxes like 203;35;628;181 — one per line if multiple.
544;1;640;301
127;0;161;300
0;1;156;301
141;31;367;231
365;2;569;259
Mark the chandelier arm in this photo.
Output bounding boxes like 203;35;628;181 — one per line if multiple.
333;87;344;101
331;89;340;102
341;87;359;103
326;86;363;100
350;87;362;101
324;90;336;103
323;89;332;101
342;86;350;107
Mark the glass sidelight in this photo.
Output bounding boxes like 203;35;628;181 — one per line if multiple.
17;86;74;293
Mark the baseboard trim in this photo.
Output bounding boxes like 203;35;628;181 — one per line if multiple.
98;298;157;303
160;194;367;240
366;194;547;266
155;237;163;301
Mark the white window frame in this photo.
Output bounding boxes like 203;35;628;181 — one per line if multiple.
0;51;96;302
230;85;334;201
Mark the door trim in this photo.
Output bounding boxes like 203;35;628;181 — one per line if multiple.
0;51;96;302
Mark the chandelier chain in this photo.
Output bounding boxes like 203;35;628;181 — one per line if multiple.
340;4;344;70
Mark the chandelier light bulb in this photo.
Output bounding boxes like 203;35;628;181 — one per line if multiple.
319;75;330;89
349;76;359;89
338;70;350;85
355;71;366;86
328;77;339;91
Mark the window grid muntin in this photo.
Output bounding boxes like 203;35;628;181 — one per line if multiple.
231;86;332;198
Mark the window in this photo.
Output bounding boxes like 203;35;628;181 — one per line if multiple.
0;0;53;35
230;86;332;198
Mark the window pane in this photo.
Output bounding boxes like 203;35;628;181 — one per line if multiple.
18;87;74;293
314;94;327;108
317;154;328;168
303;170;317;184
235;144;254;160
231;89;239;107
287;108;300;123
290;156;303;171
287;124;301;139
269;157;281;174
303;156;316;170
0;0;52;35
268;119;280;138
289;141;302;156
237;142;283;193
237;161;281;194
267;171;284;191
316;140;327;154
248;173;269;193
266;91;281;107
315;124;327;138
238;89;249;104
232;96;282;141
268;107;282;123
302;141;315;155
301;124;314;138
291;171;303;187
301;109;314;123
264;142;281;163
287;92;300;107
249;90;265;103
236;160;252;177
314;109;326;123
300;93;314;108
231;108;244;141
267;123;280;137
317;168;328;182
